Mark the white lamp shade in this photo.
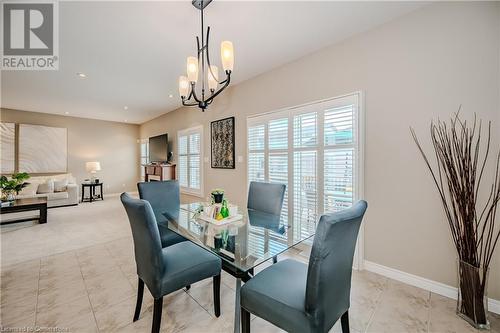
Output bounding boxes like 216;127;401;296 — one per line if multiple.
208;65;219;91
179;76;190;97
86;161;101;173
220;41;234;72
186;56;199;82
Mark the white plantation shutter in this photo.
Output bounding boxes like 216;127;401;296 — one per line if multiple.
189;133;201;190
269;118;288;150
178;126;203;195
324;105;355;213
140;139;149;180
324;105;354;145
324;148;354;212
294;112;317;147
293;150;317;239
268;118;289;235
248;125;265;182
178;136;188;187
292;112;318;239
247;93;361;245
248;125;265;150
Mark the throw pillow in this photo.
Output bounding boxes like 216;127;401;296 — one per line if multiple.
37;180;55;194
18;182;39;197
54;179;68;192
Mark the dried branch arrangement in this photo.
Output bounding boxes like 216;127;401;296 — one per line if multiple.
411;112;500;327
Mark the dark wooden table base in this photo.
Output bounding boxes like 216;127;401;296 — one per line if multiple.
0;198;48;225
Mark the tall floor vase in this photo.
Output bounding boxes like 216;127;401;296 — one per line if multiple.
457;260;490;330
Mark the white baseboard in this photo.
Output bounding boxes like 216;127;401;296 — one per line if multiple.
103;191;138;199
363;260;500;315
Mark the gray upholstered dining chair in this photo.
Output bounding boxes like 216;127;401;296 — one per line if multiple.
120;192;222;333
247;181;286;264
137;181;186;248
240;200;368;333
247;181;286;215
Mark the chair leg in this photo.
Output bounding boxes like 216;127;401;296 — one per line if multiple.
241;306;250;333
341;310;350;333
272;256;278;264
151;297;163;333
213;274;221;317
185;284;191;291
133;278;144;322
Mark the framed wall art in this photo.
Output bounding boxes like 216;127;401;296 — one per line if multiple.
19;124;67;173
0;123;15;174
211;116;235;169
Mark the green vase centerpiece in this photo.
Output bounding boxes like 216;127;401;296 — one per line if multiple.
220;199;230;218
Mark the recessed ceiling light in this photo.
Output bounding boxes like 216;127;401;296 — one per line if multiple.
64;112;69;115
123;106;128;110
124;119;128;122
76;72;86;78
169;94;173;98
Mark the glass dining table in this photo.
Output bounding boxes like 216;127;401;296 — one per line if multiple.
164;202;314;333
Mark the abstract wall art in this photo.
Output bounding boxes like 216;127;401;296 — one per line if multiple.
0;123;15;174
211;116;235;169
19;124;67;173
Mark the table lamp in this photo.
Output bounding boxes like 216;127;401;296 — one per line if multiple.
86;161;101;183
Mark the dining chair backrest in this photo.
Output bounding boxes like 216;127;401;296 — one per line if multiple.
304;200;368;331
137;180;180;222
120;192;164;295
247;181;286;215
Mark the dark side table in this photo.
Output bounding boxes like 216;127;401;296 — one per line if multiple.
81;183;104;203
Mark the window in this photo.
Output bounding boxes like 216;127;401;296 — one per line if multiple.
178;126;203;196
247;93;362;243
140;139;149;180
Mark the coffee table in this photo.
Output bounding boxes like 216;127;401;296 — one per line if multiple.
0;198;48;225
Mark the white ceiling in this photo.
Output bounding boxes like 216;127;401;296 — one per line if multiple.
1;1;425;124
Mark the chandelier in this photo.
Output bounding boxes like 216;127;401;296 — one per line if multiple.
178;0;234;111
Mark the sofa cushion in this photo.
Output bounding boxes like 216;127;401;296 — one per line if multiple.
37;180;54;194
47;192;69;200
18;182;39;197
54;179;68;192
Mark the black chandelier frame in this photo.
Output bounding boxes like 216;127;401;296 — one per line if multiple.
181;0;232;111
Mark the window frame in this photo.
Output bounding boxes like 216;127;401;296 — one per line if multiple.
177;125;204;197
139;139;149;181
247;91;365;268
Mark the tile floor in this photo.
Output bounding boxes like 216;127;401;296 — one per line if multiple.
1;197;499;332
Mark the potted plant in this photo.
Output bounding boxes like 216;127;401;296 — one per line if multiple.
211;189;224;204
0;173;30;202
411;112;500;329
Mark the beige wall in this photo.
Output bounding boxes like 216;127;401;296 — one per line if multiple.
141;2;500;299
1;108;140;194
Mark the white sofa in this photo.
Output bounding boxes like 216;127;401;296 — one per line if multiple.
16;173;79;208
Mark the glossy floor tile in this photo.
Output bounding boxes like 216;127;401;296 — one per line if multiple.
1;196;499;332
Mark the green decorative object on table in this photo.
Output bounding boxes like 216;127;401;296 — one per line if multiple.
220;200;230;218
0;173;30;202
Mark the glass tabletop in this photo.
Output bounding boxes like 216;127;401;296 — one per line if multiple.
164;202;314;273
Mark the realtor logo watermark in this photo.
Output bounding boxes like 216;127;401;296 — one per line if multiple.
1;1;59;70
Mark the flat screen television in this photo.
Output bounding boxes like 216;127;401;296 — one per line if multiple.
149;133;168;163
